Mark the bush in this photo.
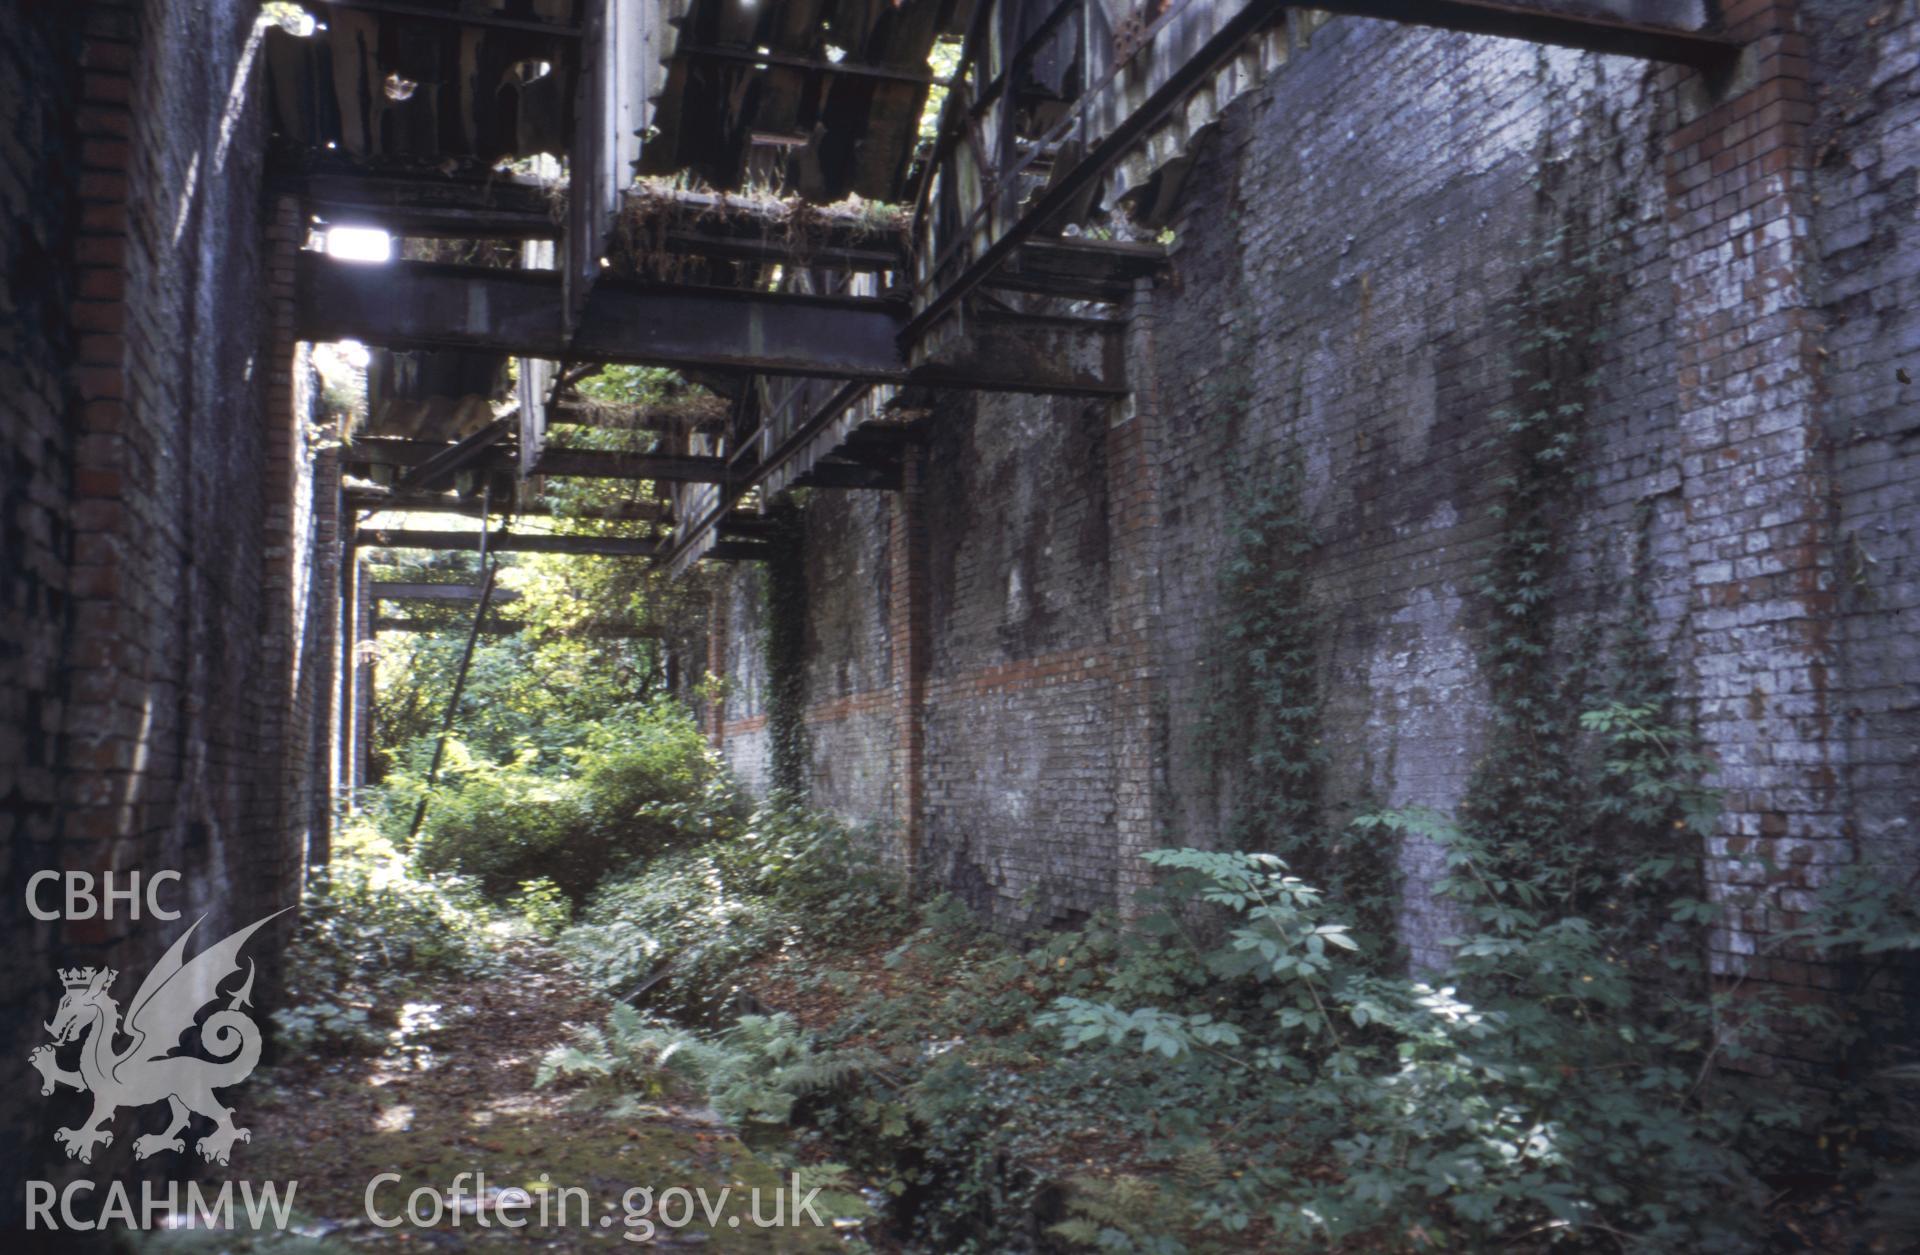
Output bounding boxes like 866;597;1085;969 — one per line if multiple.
1024;834;1858;1250
397;702;736;903
559;802;902;1019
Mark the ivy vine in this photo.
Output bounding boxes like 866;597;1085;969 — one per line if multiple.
1205;456;1321;826
1453;158;1725;1019
1199;328;1403;943
1458;177;1618;912
763;498;810;801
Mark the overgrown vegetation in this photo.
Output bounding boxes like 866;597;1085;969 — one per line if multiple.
385;700;722;901
515;163;1918;1253
1457;178;1621;943
1200;444;1404;943
559;800;898;1019
270;253;1917;1252
359;363;723;905
536;776;1916;1251
273;821;502;1057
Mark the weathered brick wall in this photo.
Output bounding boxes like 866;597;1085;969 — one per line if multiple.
1;0;336;1203
796;491;898;822
714;567;773;795
712;491;905;830
714;388;1124;925
0;0;88;1207
1806;0;1920;1037
708;6;1916;992
1151;21;1689;968
917;389;1119;924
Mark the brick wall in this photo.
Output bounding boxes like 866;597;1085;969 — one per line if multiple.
1654;0;1838;1003
1806;0;1920;1040
0;0;88;1207
712;5;1917;996
796;491;898;821
0;0;336;1204
715;566;773;795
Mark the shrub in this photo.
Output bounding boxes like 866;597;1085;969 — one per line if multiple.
398;703;737;903
559;802;901;1019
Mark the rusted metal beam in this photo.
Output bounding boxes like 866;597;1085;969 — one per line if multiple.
548;402;728;433
911;0;1730;345
299;254;1124;392
792;460;902;491
660;378;871;574
715;514;780;539
348;489;666;522
986;237;1170;302
908;1;1287;343
396;417;515;492
374;616;665;637
348;440;745;494
375;616;526;634
616;187;906;267
300;256;572;358
357;527;661;557
299;255;896;378
343;437;503;469
652;230;901;274
705;542;775;562
617;186;1164;302
1305;1;1737;69
671;42;935;86
570;282;907;381
281;170;561;238
914;307;1127;397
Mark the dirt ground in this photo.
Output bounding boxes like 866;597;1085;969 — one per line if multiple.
133;941;871;1253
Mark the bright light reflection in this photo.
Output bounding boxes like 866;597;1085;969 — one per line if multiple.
326;227;392;263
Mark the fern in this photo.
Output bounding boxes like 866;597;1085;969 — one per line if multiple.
1170;1142;1227;1193
535;1008;725;1091
1049;1175;1168;1253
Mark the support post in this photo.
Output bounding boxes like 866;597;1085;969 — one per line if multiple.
406;560;498;843
353;563;374;792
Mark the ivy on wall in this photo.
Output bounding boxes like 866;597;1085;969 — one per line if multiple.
763;498;810;801
1197;304;1405;944
1451;155;1727;1013
1457;200;1614;905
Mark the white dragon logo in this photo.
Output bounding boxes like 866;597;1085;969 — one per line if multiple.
29;910;286;1165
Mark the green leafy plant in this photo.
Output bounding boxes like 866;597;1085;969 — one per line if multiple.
510;877;572;937
559;802;902;1018
271;821;501;1057
396;702;731;903
536;1002;720;1091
